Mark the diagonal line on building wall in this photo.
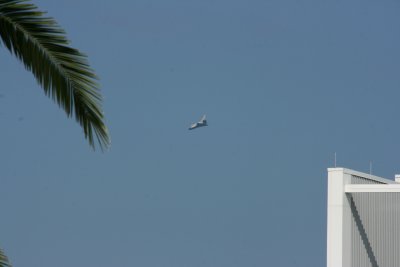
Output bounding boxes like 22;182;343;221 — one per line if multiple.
348;194;379;267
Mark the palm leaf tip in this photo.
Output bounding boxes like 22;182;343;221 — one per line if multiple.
0;248;11;267
0;0;110;150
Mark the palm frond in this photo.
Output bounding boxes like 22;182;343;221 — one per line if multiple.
0;248;11;267
0;0;110;150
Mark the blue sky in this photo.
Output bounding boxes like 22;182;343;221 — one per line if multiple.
1;0;400;266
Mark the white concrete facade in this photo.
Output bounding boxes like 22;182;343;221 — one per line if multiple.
326;168;400;267
327;168;352;267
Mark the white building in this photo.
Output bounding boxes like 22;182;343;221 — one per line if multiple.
327;168;400;267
